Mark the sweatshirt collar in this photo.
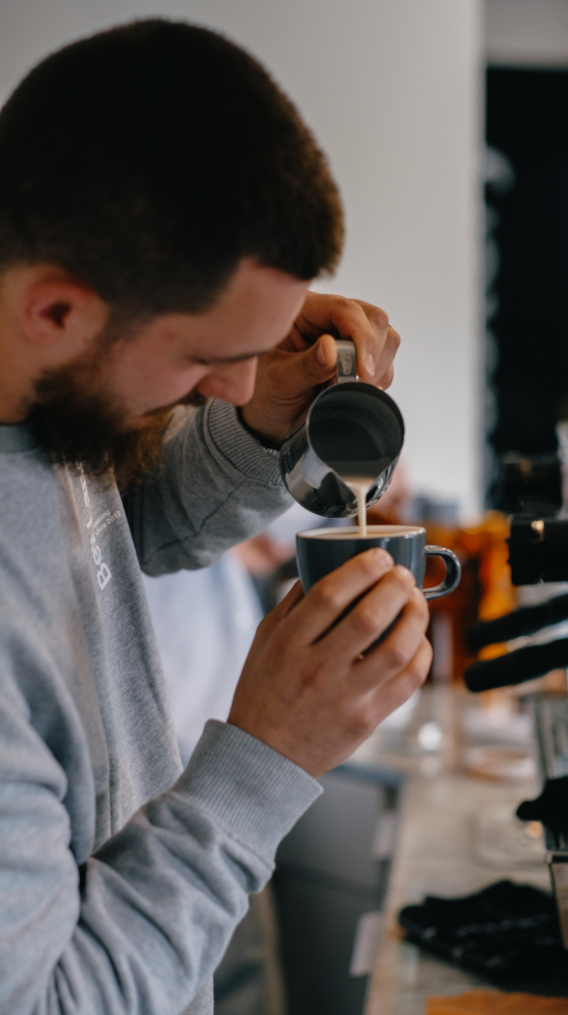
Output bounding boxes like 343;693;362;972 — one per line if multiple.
0;422;39;453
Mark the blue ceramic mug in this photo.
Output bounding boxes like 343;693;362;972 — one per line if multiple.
296;525;461;600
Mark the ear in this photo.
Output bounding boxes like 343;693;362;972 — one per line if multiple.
11;265;109;366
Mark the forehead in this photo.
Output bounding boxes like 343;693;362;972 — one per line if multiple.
113;259;309;368
181;259;309;357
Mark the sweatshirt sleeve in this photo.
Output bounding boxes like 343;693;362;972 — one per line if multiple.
0;678;321;1015
123;400;293;575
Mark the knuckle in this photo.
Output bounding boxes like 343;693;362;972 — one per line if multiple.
352;605;378;637
331;295;353;316
410;641;433;686
379;366;395;391
375;308;389;330
412;665;429;691
386;639;410;672
392;565;415;590
349;703;375;741
312;581;342;613
303;359;320;383
306;659;329;690
406;661;424;689
399;672;423;703
389;329;401;349
423;637;434;668
411;588;429;617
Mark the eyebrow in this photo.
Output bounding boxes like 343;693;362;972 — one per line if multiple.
190;351;260;365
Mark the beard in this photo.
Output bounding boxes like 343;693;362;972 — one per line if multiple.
28;344;206;490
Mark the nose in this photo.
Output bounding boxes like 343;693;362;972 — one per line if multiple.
197;358;258;406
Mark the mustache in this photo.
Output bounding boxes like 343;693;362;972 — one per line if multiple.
140;389;207;418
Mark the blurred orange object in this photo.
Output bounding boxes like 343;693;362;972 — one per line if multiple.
422;513;515;682
363;506;517;683
460;512;516;663
426;989;568;1014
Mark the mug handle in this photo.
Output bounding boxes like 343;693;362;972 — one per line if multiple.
423;546;461;600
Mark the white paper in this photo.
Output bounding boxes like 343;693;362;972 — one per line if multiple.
349;911;383;977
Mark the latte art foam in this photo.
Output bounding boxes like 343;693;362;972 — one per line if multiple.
300;525;424;540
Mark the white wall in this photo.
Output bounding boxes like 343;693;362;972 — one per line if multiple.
486;0;568;65
0;0;484;519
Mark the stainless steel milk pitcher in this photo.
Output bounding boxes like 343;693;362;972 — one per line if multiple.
279;339;405;518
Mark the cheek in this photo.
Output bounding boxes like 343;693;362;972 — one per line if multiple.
110;354;209;413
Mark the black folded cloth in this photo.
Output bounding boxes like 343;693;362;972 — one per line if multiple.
517;777;568;832
464;638;568;692
467;594;568;652
398;880;565;981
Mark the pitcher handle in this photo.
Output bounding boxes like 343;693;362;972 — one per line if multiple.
423;546;461;600
335;339;358;383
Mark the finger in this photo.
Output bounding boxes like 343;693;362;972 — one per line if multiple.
329;300;383;382
377;363;394;391
327;636;432;750
316;333;338;370
357;588;428;682
279;578;305;616
330;300;397;385
342;302;400;386
262;579;304;632
295;295;382;380
376;327;400;385
368;637;432;721
285;332;338;390
294;293;400;388
323;566;419;661
288;549;394;646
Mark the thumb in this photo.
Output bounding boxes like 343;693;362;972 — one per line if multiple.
294;333;337;385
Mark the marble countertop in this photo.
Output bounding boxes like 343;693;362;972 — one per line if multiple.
350;687;551;1015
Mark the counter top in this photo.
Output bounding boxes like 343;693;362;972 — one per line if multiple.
351;688;551;1015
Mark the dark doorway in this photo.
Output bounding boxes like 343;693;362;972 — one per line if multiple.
485;67;568;506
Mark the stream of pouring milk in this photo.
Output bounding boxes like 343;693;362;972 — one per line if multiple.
342;477;371;537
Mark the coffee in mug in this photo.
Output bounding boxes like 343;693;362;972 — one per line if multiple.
296;525;461;600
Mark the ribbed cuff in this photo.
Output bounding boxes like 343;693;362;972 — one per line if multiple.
206;400;283;486
175;720;322;858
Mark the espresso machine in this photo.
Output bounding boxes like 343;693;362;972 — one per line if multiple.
465;514;568;948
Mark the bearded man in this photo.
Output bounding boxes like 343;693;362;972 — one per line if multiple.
0;19;432;1015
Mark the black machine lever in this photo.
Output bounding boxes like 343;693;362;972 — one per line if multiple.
467;593;568;652
464;514;568;692
464;637;568;693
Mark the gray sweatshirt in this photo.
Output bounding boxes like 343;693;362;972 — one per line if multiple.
0;399;321;1015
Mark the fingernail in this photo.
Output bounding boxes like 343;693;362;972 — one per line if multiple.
365;352;375;376
316;340;328;365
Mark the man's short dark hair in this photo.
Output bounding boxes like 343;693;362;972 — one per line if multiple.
0;19;343;317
